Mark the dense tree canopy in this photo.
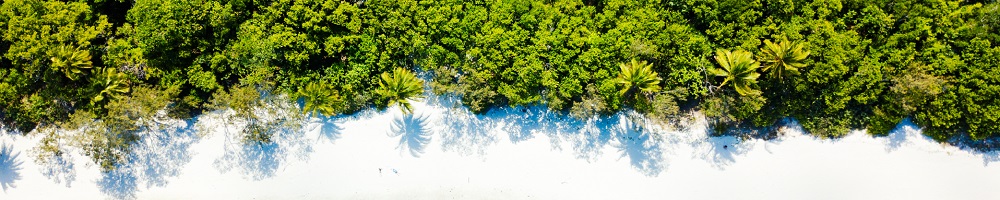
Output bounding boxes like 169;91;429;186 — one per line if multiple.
2;0;1000;171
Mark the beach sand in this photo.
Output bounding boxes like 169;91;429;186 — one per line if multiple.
1;95;998;199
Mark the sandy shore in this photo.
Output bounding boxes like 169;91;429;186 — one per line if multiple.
1;95;999;199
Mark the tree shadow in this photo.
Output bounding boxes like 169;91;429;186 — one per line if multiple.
454;105;602;161
436;103;583;158
548;111;674;176
433;95;501;157
97;167;138;200
944;133;1000;166
430;93;671;175
438;109;500;157
307;116;344;145
97;117;199;199
564;117;612;162
605;114;667;176
883;118;917;152
1;143;23;192
212;114;311;181
502;106;550;144
388;113;433;157
215;141;282;181
881;118;1000;166
693;136;751;170
979;151;1000;166
37;150;76;187
693;117;793;170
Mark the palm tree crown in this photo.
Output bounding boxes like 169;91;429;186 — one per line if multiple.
758;38;810;80
92;67;130;105
614;59;662;98
298;81;342;117
376;67;424;114
710;49;761;96
50;45;93;81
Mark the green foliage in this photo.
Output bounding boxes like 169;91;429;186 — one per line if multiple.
91;67;131;106
77;116;139;172
28;86;180;172
5;0;1000;174
615;59;662;99
710;49;761;96
891;63;945;113
642;89;684;124
758;38;810;81
49;45;93;81
0;0;112;132
1;0;110;72
78;86;176;172
702;92;767;135
376;67;425;114
423;0;709;114
569;84;610;119
298;81;343;117
919;37;1000;140
800;113;853;138
206;69;295;145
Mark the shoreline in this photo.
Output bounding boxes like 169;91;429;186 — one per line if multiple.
1;96;999;199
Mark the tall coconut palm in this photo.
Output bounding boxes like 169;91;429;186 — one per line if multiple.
758;38;810;80
710;49;761;96
50;46;93;81
92;67;130;105
614;59;662;98
376;67;424;114
298;81;343;117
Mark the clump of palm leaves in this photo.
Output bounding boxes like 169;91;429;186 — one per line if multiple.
297;81;343;117
710;49;761;96
50;45;93;81
614;59;662;99
758;38;810;80
91;67;130;106
376;67;424;114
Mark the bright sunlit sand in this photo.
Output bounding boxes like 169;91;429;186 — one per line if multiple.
1;95;999;200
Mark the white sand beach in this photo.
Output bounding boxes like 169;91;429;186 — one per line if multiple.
1;95;999;199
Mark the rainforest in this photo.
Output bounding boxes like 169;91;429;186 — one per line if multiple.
1;0;999;173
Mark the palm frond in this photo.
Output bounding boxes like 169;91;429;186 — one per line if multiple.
50;45;93;80
615;59;662;98
92;67;130;106
376;67;425;114
759;38;810;80
298;81;343;117
712;49;761;96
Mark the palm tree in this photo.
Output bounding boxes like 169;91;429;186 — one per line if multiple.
758;38;810;80
614;59;662;98
50;46;93;81
376;67;424;114
710;49;761;96
298;81;343;117
92;67;130;105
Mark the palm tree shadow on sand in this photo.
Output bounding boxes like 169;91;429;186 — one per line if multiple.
504;109;669;177
308;116;344;144
388;113;433;157
430;93;668;176
1;143;23;192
